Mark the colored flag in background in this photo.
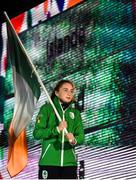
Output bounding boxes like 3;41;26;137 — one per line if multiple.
5;13;41;177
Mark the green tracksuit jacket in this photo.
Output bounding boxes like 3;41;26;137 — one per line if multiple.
33;96;84;167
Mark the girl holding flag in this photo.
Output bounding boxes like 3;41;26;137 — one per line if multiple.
33;79;84;179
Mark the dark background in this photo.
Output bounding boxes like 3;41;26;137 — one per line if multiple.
0;0;45;23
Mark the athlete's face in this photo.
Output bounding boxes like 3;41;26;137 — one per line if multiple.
55;83;75;103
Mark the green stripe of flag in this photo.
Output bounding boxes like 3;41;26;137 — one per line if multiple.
7;20;40;100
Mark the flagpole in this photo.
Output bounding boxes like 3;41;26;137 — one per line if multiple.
4;11;68;134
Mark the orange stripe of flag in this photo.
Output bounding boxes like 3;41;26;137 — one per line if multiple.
7;123;28;177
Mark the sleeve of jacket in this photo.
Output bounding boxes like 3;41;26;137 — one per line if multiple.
33;104;59;140
74;110;85;145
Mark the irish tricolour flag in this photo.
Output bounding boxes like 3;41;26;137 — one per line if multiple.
5;13;41;177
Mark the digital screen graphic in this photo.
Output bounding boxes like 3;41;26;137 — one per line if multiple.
1;0;136;179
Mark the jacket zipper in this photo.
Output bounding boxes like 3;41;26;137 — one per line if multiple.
59;101;69;167
61;113;65;166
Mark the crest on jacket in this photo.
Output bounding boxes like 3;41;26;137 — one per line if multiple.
36;114;42;123
69;112;74;119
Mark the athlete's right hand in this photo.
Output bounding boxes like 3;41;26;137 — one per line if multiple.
58;121;67;132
